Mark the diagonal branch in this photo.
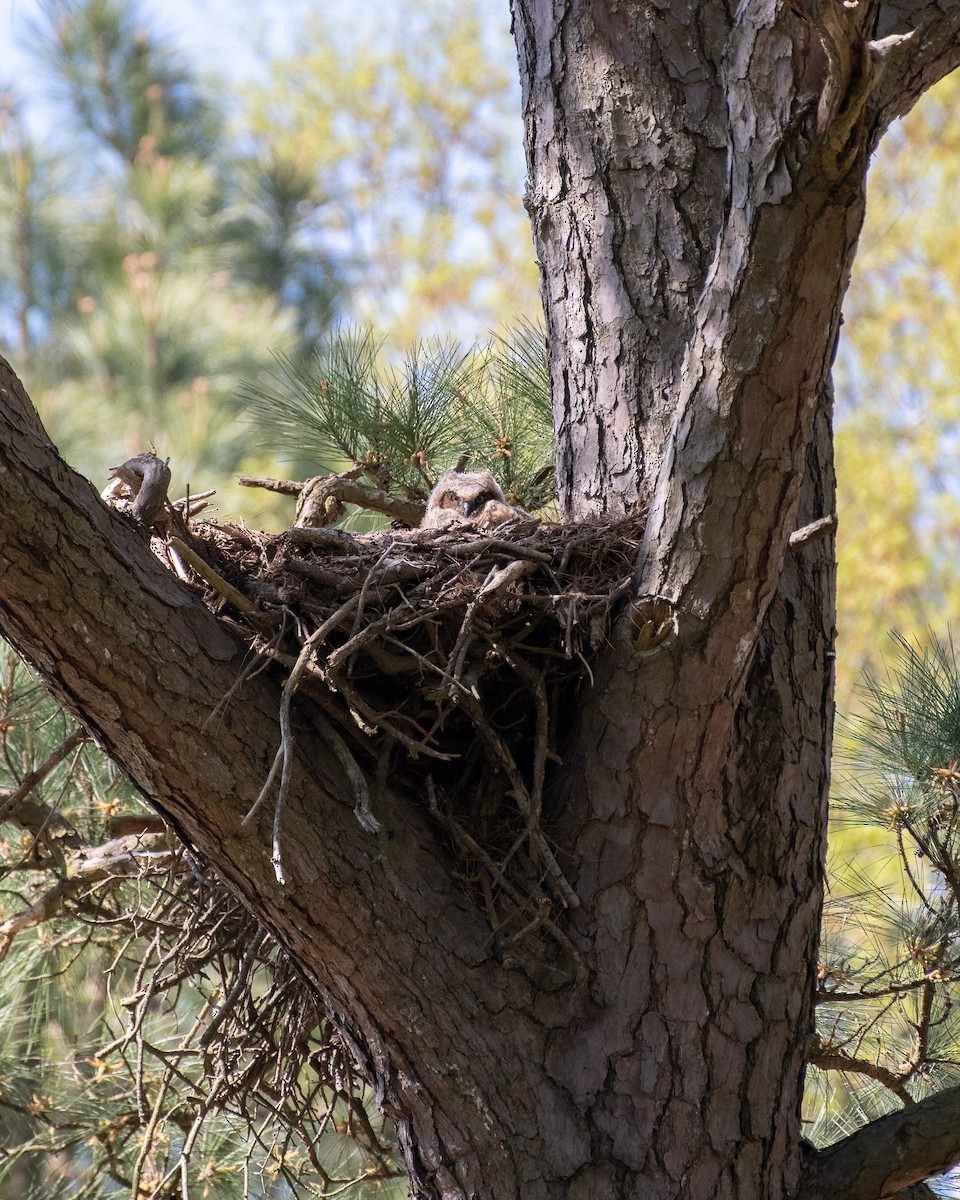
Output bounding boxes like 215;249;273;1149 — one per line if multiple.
0;353;558;1191
632;9;867;709
798;1085;960;1200
871;0;960;127
239;471;425;528
808;1038;914;1105
0;831;179;962
0;727;88;823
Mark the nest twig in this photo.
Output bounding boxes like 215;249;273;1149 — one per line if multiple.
104;861;400;1190
153;513;642;973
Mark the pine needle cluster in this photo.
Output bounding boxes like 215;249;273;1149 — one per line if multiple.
0;651;401;1199
241;322;556;518
809;633;960;1142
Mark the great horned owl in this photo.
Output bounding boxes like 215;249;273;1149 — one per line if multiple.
420;469;528;531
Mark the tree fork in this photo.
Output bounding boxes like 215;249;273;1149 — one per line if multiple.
0;358;560;1196
3;0;960;1197
508;0;960;1196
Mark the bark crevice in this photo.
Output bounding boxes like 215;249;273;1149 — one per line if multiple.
2;0;960;1195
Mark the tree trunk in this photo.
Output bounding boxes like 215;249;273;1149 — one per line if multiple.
3;2;960;1198
508;3;960;1190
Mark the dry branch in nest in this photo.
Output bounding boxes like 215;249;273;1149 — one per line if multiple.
105;456;643;976
177;512;641;973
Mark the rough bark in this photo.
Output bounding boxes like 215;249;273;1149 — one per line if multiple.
0;359;554;1195
515;0;960;521
3;1;960;1199
799;1085;960;1200
506;1;960;1195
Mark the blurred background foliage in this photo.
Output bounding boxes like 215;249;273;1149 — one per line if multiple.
243;0;539;344
0;0;540;525
3;0;960;1191
834;74;960;713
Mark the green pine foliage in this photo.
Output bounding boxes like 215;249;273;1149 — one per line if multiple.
807;633;960;1143
481;321;555;510
0;0;344;522
0;650;403;1199
847;634;960;782
243;322;556;518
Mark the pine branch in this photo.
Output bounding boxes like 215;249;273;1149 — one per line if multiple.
241;327;555;518
0;727;88;823
808;1037;915;1105
239;471;425;527
294;471;425;528
871;0;960;131
817;975;950;1004
798;1085;960;1200
236;475;303;496
0;831;179;962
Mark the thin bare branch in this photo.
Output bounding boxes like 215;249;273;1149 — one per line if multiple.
808;1038;914;1105
0;727;88;823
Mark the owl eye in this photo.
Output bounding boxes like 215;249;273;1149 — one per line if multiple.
460;491;495;516
439;493;460;510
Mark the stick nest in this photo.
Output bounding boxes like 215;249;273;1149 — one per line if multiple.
165;514;643;972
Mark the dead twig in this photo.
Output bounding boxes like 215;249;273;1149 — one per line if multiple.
169;512;644;966
238;475;304;495
167;536;275;631
445;536;552;563
0;728;89;823
427;778;585;980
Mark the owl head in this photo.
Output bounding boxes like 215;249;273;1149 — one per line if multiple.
425;469;506;521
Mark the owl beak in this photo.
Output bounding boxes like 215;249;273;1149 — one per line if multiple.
459;500;476;517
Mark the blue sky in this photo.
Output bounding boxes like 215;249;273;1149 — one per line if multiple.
1;0;322;130
0;0;519;141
